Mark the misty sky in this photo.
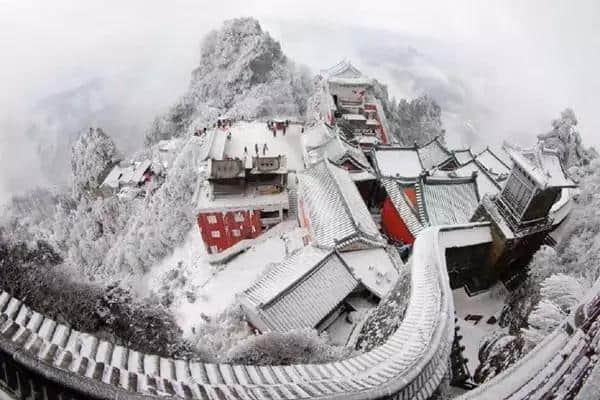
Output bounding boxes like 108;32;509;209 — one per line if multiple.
1;0;599;201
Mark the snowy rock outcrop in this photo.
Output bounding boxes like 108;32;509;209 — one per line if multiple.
537;108;596;172
146;18;312;144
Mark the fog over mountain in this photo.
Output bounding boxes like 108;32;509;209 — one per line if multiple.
1;1;599;202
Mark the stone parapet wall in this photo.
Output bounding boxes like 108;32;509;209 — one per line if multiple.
0;225;494;400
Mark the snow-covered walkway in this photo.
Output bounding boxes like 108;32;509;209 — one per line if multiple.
453;284;508;374
140;220;306;336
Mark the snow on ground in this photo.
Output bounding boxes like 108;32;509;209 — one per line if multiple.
140;220;306;337
453;284;509;375
219;121;305;171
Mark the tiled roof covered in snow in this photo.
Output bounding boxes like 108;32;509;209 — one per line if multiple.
505;145;576;188
239;246;359;332
298;160;385;250
305;124;372;172
101;160;151;189
417;137;455;170
417;175;480;226
373;145;423;179
453;148;475;165
382;178;424;237
325;135;371;169
322;60;373;86
443;160;502;198
475;147;511;178
340;248;400;299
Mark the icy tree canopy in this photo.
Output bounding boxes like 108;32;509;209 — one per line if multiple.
71;127;119;198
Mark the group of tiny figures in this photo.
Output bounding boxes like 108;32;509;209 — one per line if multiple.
266;119;291;137
244;143;269;156
193;118;234;136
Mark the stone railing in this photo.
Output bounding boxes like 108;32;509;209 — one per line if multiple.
5;220;599;399
0;223;489;400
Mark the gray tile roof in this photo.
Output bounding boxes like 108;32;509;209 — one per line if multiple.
453;149;475;165
417;176;480;226
504;145;576;188
452;160;502;198
340;248;400;299
325;135;372;170
304;124;373;172
417;137;454;170
298;160;385;250
240;246;359;332
381;178;424;237
322;60;373;86
475;148;511;177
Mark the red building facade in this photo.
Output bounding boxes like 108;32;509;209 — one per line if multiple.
197;209;262;254
381;186;418;245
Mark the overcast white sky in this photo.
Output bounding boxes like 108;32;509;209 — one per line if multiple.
1;0;599;199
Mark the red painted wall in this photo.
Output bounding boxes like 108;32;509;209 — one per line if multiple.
381;196;415;244
297;197;311;233
197;209;262;254
404;187;417;207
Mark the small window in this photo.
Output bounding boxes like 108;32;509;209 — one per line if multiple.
207;215;217;224
234;212;244;222
211;230;221;238
232;229;241;237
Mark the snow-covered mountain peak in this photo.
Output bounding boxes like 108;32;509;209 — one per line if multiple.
146;18;312;145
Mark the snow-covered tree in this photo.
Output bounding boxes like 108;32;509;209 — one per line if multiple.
474;333;525;383
71;127;119;198
386;94;444;145
539;273;584;313
224;328;353;366
522;299;566;345
100;136;203;278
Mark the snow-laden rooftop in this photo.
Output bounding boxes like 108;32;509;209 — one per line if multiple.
195;184;289;212
101;159;151;189
417;137;454;170
322;60;373;86
298;161;385;250
305;124;372;171
446;160;502;198
505;145;576;188
240;246;359;332
374;146;423;179
340;248;400;299
207;120;305;172
475;148;511;177
242;246;333;307
454;149;475;165
418;176;480;226
342;113;367;121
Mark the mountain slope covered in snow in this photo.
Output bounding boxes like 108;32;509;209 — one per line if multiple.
146;17;313;144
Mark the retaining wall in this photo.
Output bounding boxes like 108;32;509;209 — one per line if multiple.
0;223;488;400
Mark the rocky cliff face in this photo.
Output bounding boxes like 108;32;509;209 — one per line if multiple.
537;108;597;173
146;18;312;145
